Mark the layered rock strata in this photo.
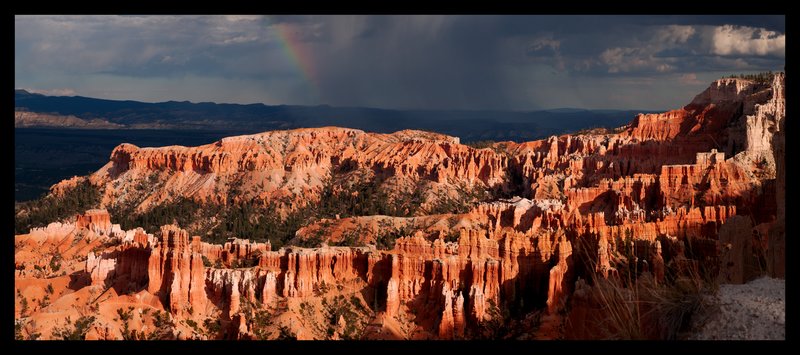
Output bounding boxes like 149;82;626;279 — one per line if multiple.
16;75;785;339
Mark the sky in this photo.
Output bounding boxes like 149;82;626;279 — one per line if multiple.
15;15;785;111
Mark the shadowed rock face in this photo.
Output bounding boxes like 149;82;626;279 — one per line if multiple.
16;75;784;340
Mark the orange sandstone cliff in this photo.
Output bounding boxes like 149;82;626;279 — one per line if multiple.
16;74;784;340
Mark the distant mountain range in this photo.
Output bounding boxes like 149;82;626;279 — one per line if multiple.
15;89;653;142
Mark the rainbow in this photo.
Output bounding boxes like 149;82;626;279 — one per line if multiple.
267;16;320;98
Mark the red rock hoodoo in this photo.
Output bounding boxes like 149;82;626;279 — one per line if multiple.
15;74;784;340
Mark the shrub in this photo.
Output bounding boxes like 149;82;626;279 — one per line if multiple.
15;320;23;340
145;310;175;340
374;226;412;250
322;295;371;340
251;308;277;340
49;255;61;273
116;307;133;321
330;229;364;247
52;315;96;340
313;281;330;297
20;297;29;316
203;318;221;338
15;319;42;340
186;319;199;333
116;307;135;340
276;326;297;340
39;294;50;308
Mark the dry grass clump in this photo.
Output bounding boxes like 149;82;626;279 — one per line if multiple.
571;238;716;340
590;272;711;339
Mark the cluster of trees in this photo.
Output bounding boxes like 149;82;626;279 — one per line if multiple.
202;318;221;339
116;307;135;340
330;227;366;247
101;173;411;247
205;174;439;247
425;183;489;215
17;162;512;250
574;127;613;135
14;319;41;340
465;140;498;150
465;140;515;155
316;175;413;218
725;71;776;83
373;224;413;250
15;180;101;234
51;315;96;340
144;310;176;340
111;197;208;234
322;295;371;340
210;199;308;247
238;298;296;340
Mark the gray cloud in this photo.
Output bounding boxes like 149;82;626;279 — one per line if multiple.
15;15;785;110
711;25;785;57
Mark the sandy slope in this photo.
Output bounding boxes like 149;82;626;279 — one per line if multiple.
692;277;785;340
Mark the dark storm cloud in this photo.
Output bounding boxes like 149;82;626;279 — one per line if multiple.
15;15;784;110
15;16;290;79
